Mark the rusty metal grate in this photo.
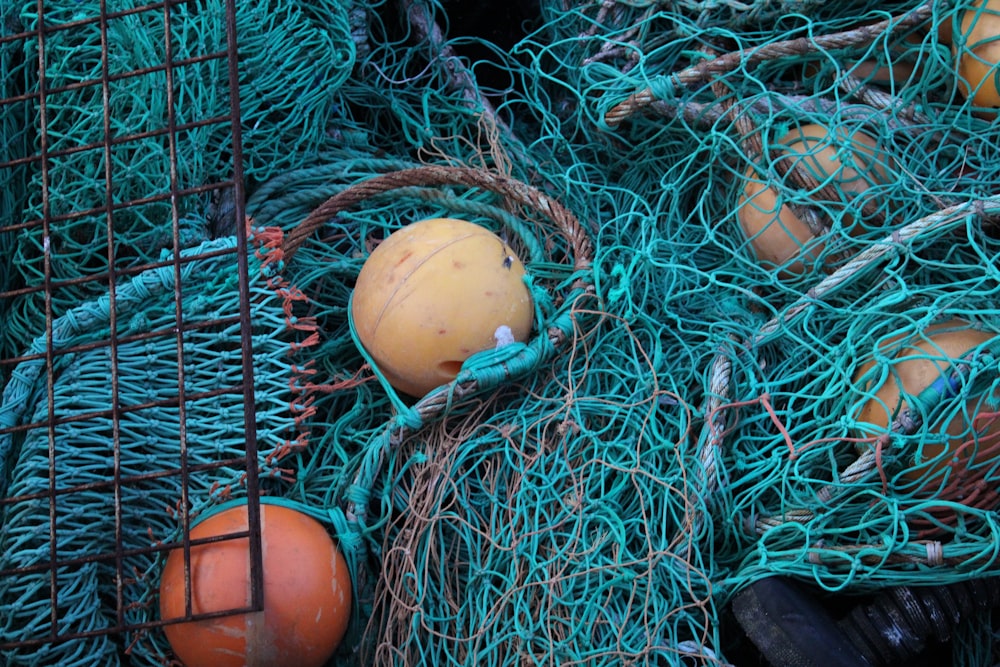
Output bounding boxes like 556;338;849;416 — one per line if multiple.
0;0;264;661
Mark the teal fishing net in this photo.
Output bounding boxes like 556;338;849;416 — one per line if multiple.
578;0;1000;587
0;232;317;665
0;0;358;367
5;0;1000;665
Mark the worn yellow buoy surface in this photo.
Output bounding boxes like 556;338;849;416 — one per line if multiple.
351;217;534;397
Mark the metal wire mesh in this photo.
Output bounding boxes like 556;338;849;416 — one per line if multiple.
0;0;265;661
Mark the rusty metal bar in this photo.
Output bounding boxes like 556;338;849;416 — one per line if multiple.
0;0;258;652
0;453;252;510
223;0;265;616
0;243;238;300
97;0;128;632
33;0;61;644
159;0;197;624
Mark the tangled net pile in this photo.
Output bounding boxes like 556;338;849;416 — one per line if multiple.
4;0;1000;665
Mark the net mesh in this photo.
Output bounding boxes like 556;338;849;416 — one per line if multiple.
0;232;316;665
4;0;1000;665
0;0;358;367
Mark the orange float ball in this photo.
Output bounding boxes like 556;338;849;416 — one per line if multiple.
351;217;534;397
736;123;892;278
936;8;957;45
159;502;352;667
846;32;924;88
954;0;1000;108
853;319;1000;486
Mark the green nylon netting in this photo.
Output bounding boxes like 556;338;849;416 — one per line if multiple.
6;0;1000;665
0;0;359;369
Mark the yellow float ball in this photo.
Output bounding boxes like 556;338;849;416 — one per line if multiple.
954;0;1000;109
736;122;891;278
853;319;1000;487
351;217;534;397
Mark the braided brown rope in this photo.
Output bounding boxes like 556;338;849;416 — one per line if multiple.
282;165;593;276
603;1;933;129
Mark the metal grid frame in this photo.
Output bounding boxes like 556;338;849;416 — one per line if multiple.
0;0;264;656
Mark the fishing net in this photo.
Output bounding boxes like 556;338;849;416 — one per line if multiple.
580;0;1000;584
6;0;1000;665
561;0;1000;662
0;230;318;665
0;0;359;368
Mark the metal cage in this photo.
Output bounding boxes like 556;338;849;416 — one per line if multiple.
0;0;264;662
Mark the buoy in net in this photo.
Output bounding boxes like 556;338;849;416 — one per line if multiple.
158;502;352;667
852;318;1000;487
351;217;534;397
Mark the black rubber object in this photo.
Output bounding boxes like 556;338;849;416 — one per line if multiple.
839;578;1000;666
733;576;1000;667
731;576;874;667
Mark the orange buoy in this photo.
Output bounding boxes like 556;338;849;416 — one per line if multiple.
158;502;352;667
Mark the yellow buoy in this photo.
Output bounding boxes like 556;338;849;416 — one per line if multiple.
954;0;1000;109
351;217;534;397
737;122;892;278
853;319;1000;487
